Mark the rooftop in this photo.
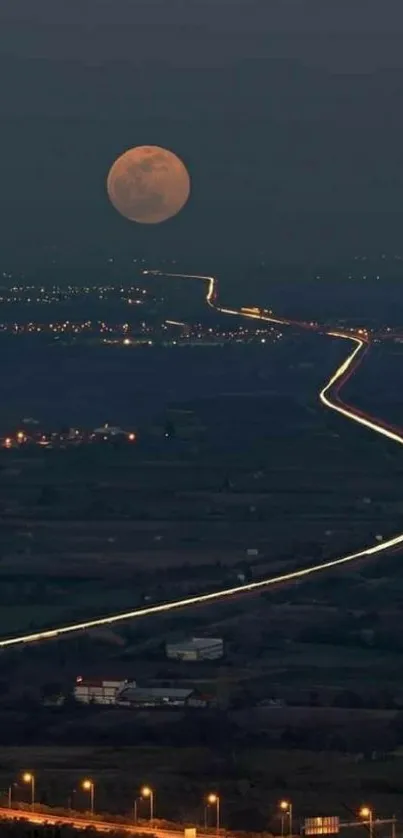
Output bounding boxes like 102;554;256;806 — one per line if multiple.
167;637;223;649
75;677;127;688
120;687;192;700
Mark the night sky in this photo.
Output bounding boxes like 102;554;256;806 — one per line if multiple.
2;0;403;266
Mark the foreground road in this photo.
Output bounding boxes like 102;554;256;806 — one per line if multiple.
0;272;402;650
0;806;211;838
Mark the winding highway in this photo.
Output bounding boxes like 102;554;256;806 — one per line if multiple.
0;272;402;651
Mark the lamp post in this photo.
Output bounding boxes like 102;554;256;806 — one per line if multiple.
67;789;76;810
82;779;95;815
141;786;154;821
207;793;220;833
279;800;293;838
22;774;35;811
360;807;373;838
8;782;18;809
134;797;141;824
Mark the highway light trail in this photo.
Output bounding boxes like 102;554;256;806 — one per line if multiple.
0;272;402;650
0;806;188;837
319;332;403;444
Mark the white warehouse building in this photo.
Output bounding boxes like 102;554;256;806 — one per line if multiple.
74;676;131;705
166;637;224;662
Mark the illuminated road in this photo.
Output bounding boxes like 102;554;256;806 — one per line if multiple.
0;806;202;837
0;272;402;650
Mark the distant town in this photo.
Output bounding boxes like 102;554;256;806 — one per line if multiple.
0;317;280;346
1;421;136;450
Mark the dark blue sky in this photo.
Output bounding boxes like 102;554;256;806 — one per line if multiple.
2;0;403;265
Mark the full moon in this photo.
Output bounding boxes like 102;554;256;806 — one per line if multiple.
106;145;191;224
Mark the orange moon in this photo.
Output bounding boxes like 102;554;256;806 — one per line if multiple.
106;145;191;224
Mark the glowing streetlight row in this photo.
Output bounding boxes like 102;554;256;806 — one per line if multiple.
5;780;381;836
80;783;219;829
81;782;154;821
14;774;84;814
6;774;36;812
11;778;221;828
135;787;219;827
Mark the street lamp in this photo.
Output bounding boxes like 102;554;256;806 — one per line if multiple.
133;797;142;824
82;779;95;815
8;783;18;809
141;786;154;821
207;793;220;833
360;807;373;838
22;774;35;811
279;800;293;838
279;806;285;836
8;783;17;809
67;789;77;810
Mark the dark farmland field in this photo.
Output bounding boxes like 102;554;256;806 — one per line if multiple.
0;333;323;431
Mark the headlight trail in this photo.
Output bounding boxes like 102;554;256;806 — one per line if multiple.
0;271;401;650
